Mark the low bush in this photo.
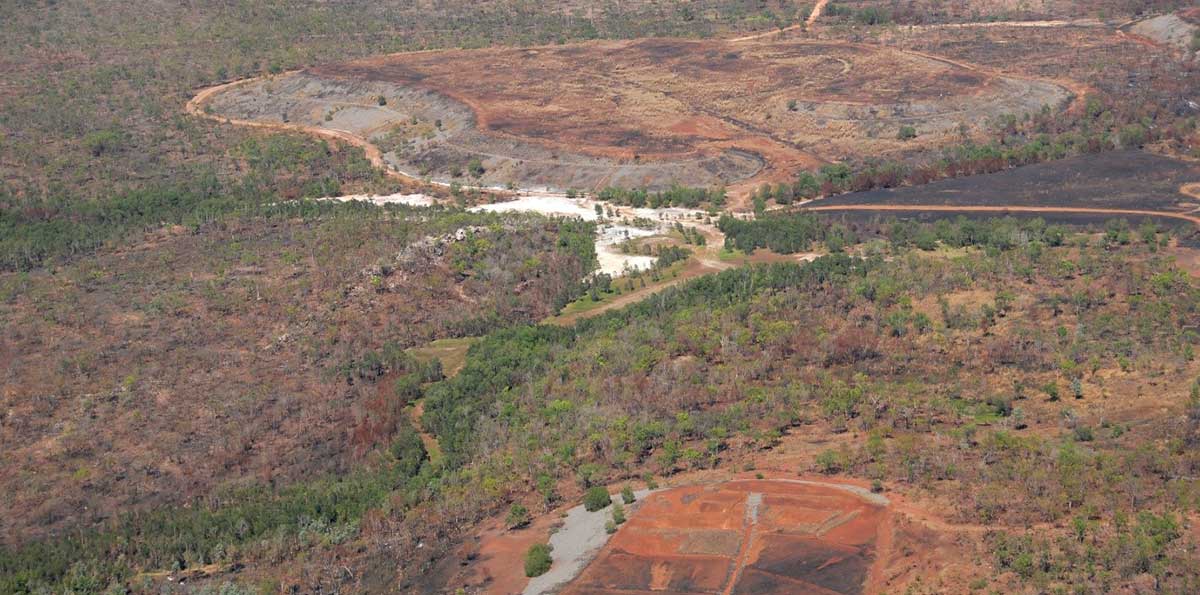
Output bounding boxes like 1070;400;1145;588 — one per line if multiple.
583;487;611;512
506;503;531;529
524;544;552;577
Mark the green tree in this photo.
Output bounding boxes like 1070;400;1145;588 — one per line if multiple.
389;427;427;478
583;486;611;511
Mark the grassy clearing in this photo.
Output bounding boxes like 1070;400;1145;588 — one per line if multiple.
408;337;480;380
548;257;698;325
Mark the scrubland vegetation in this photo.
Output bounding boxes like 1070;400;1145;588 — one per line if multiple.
0;0;805;271
596;185;727;209
0;204;596;592
824;0;1194;24
763;97;1198;205
4;0;1200;593
401;216;1198;593
5;206;1200;593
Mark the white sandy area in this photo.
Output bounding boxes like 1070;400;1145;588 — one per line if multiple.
470;195;599;220
596;224;657;276
328;192;436;207
471;195;697;277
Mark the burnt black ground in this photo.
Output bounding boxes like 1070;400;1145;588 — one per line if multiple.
812;150;1199;212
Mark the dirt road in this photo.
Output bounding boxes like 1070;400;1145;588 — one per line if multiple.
1181;183;1200;203
546;257;726;326
187;76;514;196
186;76;409;182
807;0;830;26
730;0;828;42
803;203;1200;228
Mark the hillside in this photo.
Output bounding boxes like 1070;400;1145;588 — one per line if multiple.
3;1;1200;594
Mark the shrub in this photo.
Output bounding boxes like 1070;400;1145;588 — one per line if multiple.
83;130;124;157
524;543;553;577
1118;124;1147;148
583;487;611;512
506;503;531;529
1043;382;1060;401
621;485;636;504
376;95;387;106
897;125;917;141
815;449;842;474
612;502;626;525
856;6;891;25
536;473;558;505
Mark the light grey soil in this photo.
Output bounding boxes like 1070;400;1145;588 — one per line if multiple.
1129;14;1198;51
522;489;654;595
204;72;763;192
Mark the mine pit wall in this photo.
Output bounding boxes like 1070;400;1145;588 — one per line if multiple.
204;71;765;192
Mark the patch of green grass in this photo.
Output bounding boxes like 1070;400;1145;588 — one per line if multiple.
408;336;479;379
717;247;747;262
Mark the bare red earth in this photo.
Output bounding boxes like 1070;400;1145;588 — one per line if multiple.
562;480;886;595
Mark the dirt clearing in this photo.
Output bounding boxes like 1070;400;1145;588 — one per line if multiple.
198;38;1069;194
560;480;888;595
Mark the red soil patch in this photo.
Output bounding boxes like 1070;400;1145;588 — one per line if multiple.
306;38;1017;175
445;512;561;595
561;480;887;595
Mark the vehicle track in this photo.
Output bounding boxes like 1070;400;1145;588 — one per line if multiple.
186;76;412;183
729;0;829;42
803;203;1200;228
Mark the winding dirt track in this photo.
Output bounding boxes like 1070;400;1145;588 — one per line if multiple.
803;203;1200;228
730;0;828;42
187;77;402;180
187;76;501;194
184;76;415;184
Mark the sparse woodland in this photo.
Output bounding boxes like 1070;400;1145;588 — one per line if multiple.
2;1;1200;594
